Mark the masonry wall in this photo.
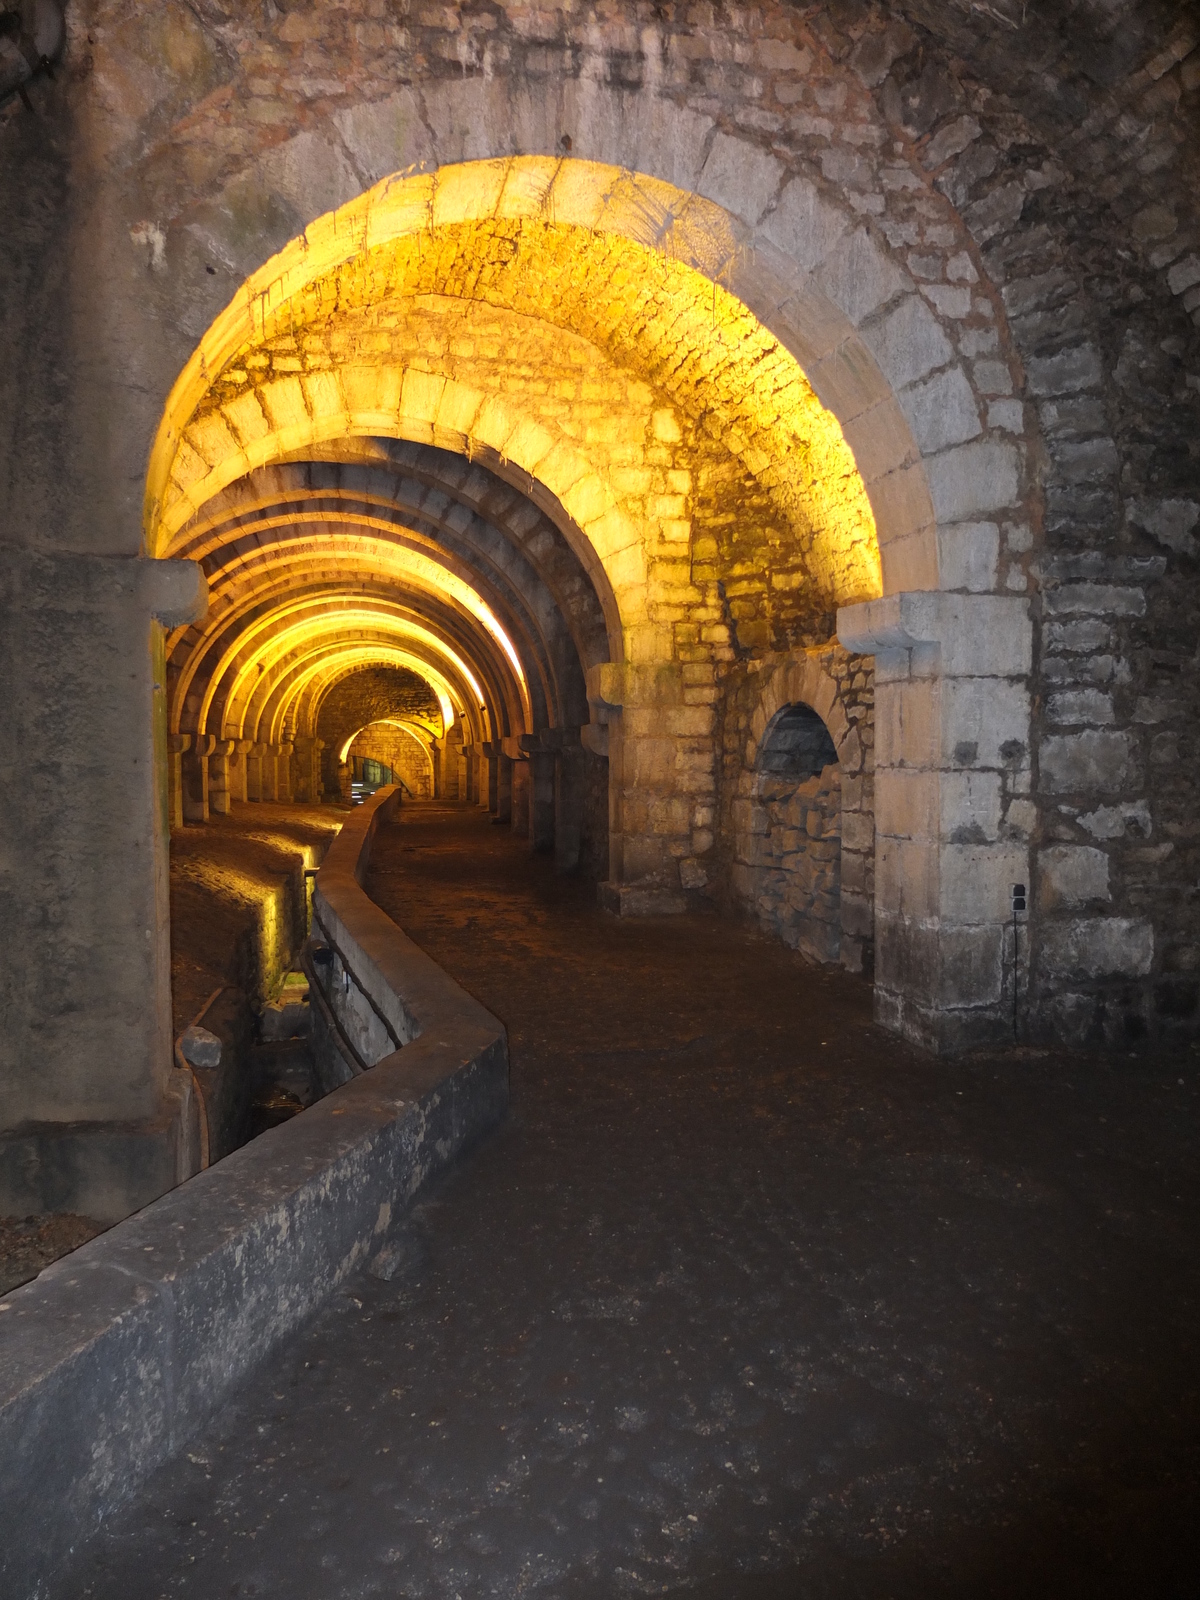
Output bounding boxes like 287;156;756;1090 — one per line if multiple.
316;668;441;799
349;725;434;799
1;0;1198;1107
720;647;876;976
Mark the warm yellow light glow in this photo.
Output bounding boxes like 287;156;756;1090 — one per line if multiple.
193;605;487;739
271;645;475;744
148;158;890;625
173;527;530;725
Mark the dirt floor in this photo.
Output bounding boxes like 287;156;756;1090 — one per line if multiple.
60;801;1200;1600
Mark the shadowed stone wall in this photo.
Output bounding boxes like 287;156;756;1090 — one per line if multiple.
316;667;441;798
3;0;1200;1224
725;646;876;975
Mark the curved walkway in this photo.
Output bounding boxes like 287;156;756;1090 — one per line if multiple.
71;803;1200;1599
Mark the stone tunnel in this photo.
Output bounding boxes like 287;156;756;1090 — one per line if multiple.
2;0;1200;1593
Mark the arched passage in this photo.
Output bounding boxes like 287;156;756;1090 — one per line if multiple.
151;157;923;921
347;721;435;800
147;149;1036;1050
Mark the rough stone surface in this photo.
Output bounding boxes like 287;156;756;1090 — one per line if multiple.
55;803;1200;1600
0;792;508;1600
3;0;1200;1224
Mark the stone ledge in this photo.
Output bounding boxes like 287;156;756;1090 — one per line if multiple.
0;788;508;1599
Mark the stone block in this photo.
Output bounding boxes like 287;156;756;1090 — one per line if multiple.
697;131;783;227
941;677;1030;768
840;889;874;938
841;810;876;853
1042;583;1145;618
179;1026;221;1069
1038;846;1110;909
333;91;435;186
814;227;911;326
1125;497;1199;556
254;130;362;231
759;175;850;275
841;397;918;484
842;589;1034;678
858;293;952;391
927;440;1021;522
678;858;708;890
1166;254;1200;296
899;366;982;455
144;559;207;627
600;883;688;917
1040;730;1135;794
874;915;939;1002
876;836;938;921
941;842;1030;924
938;521;999;592
841;850;867;893
936;923;1004;1006
875;676;939;769
972;359;1013;395
940;769;1003;843
988;399;1024;433
876;769;938;840
1025;344;1103;397
1051;437;1120;482
1043;617;1113;652
1040;918;1154;980
1045;689;1114;726
809;336;893;420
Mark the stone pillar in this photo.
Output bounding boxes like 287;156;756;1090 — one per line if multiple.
257;744;278;802
0;549;207;1221
553;734;585;875
485;743;499;815
276;742;293;802
430;739;444;799
291;735;321;803
521;737;556;854
167;734;190;832
511;757;531;837
838;592;1033;1053
495;751;513;825
231;739;253;802
208;739;235;816
246;743;265;801
181;734;215;824
586;663;702;915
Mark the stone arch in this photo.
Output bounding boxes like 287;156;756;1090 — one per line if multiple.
143;101;1031;1040
734;649;874;976
147;153;955;610
346;720;435;800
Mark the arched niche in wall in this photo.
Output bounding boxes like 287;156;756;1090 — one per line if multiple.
734;649;875;977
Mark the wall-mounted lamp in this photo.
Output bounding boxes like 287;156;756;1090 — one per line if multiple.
0;0;65;111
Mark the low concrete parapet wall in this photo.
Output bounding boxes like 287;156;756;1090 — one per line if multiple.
0;788;508;1599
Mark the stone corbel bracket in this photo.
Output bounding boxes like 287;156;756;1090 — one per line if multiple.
143;558;207;628
838;591;1032;678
